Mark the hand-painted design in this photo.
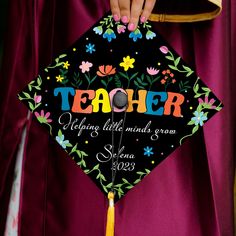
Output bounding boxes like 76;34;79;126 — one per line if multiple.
56;66;69;85
146;67;161;90
161;46;194;77
129;28;142;42
63;61;70;69
93;15;156;42
118;71;138;88
79;61;93;73
69;143;88;167
56;75;64;83
56;130;72;149
160;69;176;91
44;54;67;72
97;65;116;89
180;78;223;144
103;169;151;198
144;146;154;157
18;76;42;112
34;110;53;134
71;72;83;88
119;56;135;71
86;43;96;54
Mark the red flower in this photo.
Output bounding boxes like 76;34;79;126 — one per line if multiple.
166;69;170;74
170;73;174;77
97;65;116;77
162;70;167;75
172;79;176;83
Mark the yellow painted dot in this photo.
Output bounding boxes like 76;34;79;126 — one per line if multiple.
157;62;161;66
190;106;193;110
47;76;50;80
85;140;88;144
73;48;76;51
151;161;155;164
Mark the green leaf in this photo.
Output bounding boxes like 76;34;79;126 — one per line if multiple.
101;80;107;87
80;151;88;156
133;179;141;184
136;171;144;175
174;57;181;67
59;54;67;59
194;84;199;93
37;76;42;86
187;120;195;125
100;175;106;181
96;173;101;179
81;160;86;167
102;185;108;193
125;186;133;190
71;144;78;153
93;164;100;170
202;87;211;92
23;92;31;99
146;75;152;84
66;143;73;147
168;65;178;71
44;68;48;72
119;72;129;79
182;65;191;72
58;129;63;137
90;75;97;84
165;56;174;61
28;102;34;111
130;72;139;80
76;151;82;158
145;169;150;174
55;58;59;63
192;125;199;134
122;178;129;184
28;85;32;91
186;71;194;77
84;169;89;174
106;183;113;188
194;94;202;98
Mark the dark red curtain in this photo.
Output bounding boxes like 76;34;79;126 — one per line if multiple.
0;0;234;235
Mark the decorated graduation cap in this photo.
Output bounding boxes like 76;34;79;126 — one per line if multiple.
18;12;223;236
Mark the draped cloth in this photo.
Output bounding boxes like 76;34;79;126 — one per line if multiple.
0;0;235;235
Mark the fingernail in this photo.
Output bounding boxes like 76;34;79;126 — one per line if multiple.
121;16;128;24
113;14;119;22
128;23;135;31
140;16;146;23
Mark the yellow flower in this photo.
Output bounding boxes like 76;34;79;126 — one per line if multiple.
56;75;64;82
119;56;135;71
63;61;70;69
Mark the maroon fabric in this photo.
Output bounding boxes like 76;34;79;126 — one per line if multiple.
0;0;235;235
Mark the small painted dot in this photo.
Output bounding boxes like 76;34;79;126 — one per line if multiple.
135;52;138;55
151;161;155;164
86;38;89;40
185;90;187;93
85;141;88;144
187;100;189;103
136;139;139;142
73;48;76;51
171;145;174;148
110;49;113;52
190;106;193;110
45;90;48;93
47;76;50;80
158;62;161;66
45;104;48;107
161;153;164;155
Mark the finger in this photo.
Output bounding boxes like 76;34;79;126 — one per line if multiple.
140;0;156;23
110;0;121;22
118;0;131;24
129;0;145;31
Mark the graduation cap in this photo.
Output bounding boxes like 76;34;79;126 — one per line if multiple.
18;12;223;236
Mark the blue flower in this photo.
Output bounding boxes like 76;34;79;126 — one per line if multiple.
103;28;116;42
56;134;70;149
144;146;154;157
93;26;103;35
86;43;96;54
146;30;156;40
129;29;142;42
191;111;208;126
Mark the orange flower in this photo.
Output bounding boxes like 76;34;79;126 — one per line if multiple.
97;65;116;77
161;79;166;84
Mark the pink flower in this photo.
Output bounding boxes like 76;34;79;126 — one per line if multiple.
79;61;93;73
35;110;52;123
159;46;169;54
147;67;159;76
170;73;174;77
34;95;42;103
117;25;126;34
172;79;176;83
198;96;216;109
